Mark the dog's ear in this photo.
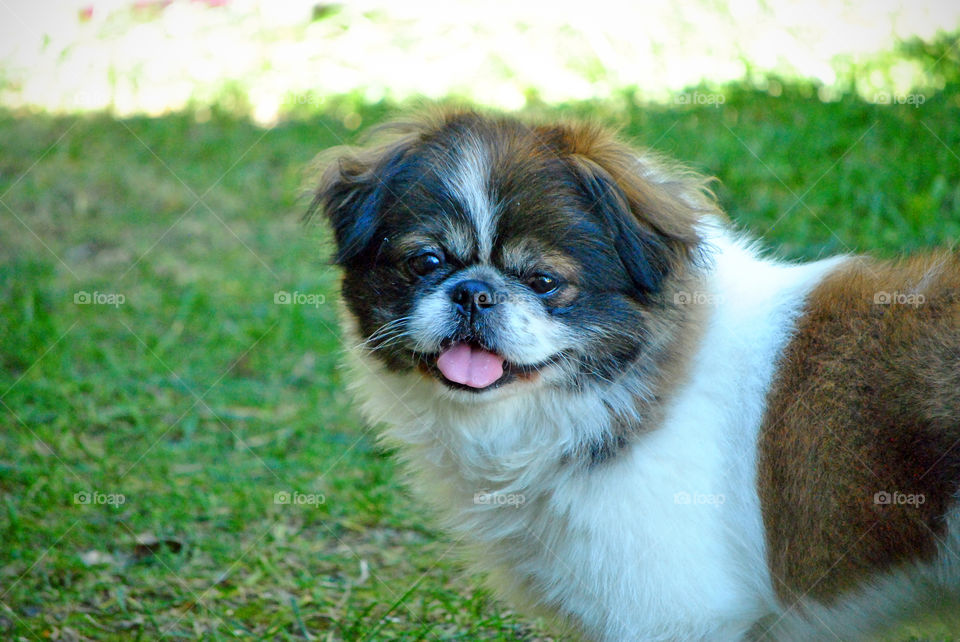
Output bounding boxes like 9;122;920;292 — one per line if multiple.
557;127;712;300
571;156;678;295
308;131;420;265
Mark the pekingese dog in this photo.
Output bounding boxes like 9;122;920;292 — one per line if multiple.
310;109;960;641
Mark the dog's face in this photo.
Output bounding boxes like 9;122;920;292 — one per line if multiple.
315;112;707;398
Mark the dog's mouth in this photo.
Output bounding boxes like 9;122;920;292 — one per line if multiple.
436;341;505;389
418;340;560;392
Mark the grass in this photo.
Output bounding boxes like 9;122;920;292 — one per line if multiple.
1;84;959;640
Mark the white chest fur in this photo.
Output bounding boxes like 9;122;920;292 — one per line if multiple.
344;230;846;640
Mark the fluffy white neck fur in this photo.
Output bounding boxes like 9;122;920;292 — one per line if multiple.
342;221;847;640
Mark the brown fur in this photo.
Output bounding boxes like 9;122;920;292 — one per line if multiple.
531;121;711;277
758;253;960;605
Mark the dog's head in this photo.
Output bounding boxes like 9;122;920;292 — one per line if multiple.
313;111;715;399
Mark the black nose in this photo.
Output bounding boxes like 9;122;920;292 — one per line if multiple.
451;279;498;321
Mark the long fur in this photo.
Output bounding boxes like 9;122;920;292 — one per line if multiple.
314;110;960;640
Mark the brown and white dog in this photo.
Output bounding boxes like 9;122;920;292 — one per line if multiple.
311;109;960;641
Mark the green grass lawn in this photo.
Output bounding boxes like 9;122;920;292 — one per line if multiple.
1;86;959;640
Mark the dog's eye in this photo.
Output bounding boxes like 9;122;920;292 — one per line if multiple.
528;273;559;295
408;251;443;276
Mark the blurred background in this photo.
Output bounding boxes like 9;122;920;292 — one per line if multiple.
0;0;960;116
3;0;960;118
1;1;959;640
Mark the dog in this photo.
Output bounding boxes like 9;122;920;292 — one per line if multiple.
310;109;960;641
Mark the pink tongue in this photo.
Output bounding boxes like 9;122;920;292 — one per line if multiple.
436;343;505;389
